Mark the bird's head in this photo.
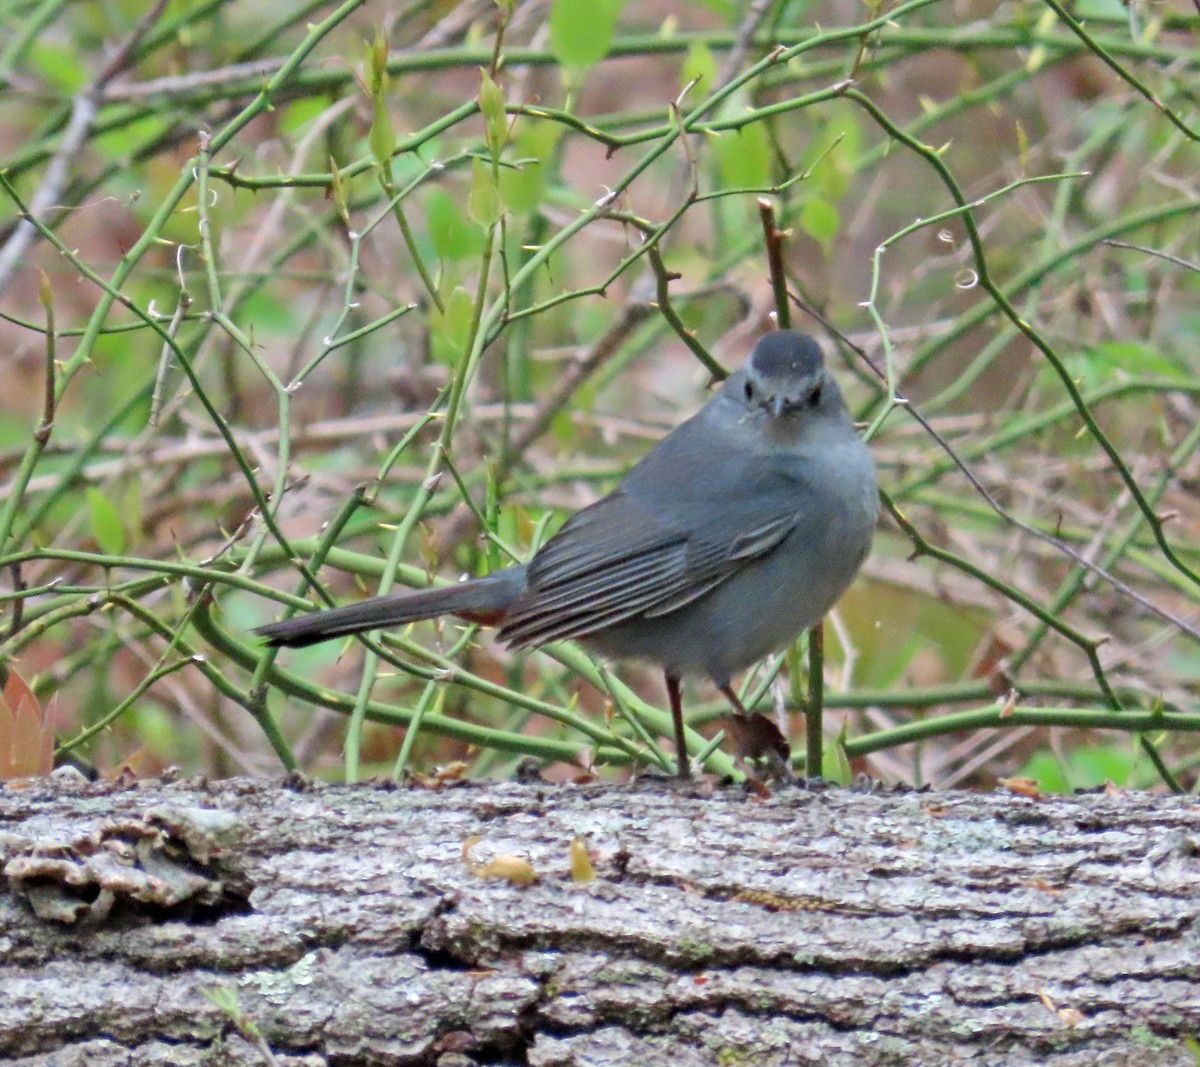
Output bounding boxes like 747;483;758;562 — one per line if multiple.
726;331;839;420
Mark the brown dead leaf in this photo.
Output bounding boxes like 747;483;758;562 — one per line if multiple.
0;669;54;780
726;711;790;765
999;777;1042;800
410;761;469;789
104;745;165;781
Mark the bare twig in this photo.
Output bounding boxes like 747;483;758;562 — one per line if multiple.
1103;239;1200;275
433;303;656;554
757;198;791;330
0;0;170;295
715;0;778;89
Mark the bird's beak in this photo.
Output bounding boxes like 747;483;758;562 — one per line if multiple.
769;395;787;418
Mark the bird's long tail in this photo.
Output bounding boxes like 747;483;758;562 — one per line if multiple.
255;570;525;648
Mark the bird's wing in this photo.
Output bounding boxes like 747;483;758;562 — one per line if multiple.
496;486;805;649
640;510;800;618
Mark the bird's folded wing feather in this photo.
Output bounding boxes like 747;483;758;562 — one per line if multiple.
640;511;800;618
497;490;804;648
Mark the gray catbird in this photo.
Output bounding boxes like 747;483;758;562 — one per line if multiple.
258;331;878;777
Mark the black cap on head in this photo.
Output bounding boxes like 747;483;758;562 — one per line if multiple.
749;331;824;380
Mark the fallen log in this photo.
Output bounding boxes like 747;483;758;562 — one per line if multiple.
1;774;1197;1065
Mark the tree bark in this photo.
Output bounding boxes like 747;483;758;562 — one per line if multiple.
1;773;1198;1066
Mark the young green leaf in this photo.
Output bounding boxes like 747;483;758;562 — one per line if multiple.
467;157;501;227
500;121;562;214
800;197;840;251
87;487;126;555
427;188;486;262
681;40;717;100
367;28;395;166
549;0;626;80
369;27;389;95
479;70;508;156
329;157;350;226
432;286;476;364
369;94;396;167
715;120;771;188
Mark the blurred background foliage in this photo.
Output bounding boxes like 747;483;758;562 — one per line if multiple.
0;0;1197;789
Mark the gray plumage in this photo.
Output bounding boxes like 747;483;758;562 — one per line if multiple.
257;331;878;776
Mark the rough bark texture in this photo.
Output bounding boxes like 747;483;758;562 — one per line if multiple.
1;773;1198;1066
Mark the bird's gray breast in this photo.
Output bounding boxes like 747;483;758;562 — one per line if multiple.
683;434;875;681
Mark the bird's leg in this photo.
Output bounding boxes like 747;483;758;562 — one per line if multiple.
718;684;791;771
664;672;691;779
717;683;750;717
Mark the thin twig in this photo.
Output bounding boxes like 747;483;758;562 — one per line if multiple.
433;303;656;554
1103;239;1200;275
715;0;778;88
1041;0;1199;142
0;0;170;295
757;198;791;330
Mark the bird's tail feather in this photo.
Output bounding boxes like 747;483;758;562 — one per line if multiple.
256;571;523;648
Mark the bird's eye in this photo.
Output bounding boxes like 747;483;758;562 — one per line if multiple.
744;380;754;401
808;384;823;408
